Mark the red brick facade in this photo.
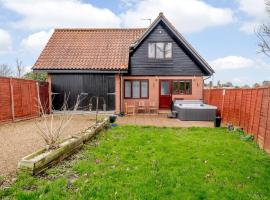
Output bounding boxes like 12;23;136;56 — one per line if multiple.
115;75;203;113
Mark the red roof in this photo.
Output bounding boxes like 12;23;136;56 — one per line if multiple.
33;28;146;70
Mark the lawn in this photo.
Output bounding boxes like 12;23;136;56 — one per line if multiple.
1;126;270;199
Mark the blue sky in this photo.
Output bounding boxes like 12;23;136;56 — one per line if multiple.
0;0;269;86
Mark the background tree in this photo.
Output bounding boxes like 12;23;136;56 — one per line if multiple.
253;83;261;88
0;64;13;77
262;80;270;87
257;0;270;56
24;71;47;81
15;58;25;78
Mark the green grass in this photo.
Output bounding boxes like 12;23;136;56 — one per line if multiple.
1;126;270;199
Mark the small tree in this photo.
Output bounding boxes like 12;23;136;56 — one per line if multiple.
35;94;81;149
0;64;13;77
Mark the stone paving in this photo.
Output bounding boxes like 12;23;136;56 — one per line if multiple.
116;114;214;128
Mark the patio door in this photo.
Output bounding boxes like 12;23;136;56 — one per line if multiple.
159;80;172;109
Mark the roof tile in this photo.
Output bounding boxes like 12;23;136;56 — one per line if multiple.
33;28;146;70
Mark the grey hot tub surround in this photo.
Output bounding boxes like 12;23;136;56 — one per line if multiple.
173;100;217;121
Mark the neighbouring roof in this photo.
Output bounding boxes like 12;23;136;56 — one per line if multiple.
33;28;146;71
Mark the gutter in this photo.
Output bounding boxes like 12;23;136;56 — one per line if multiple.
33;69;128;74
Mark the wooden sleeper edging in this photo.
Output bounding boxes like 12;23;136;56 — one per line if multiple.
17;117;110;175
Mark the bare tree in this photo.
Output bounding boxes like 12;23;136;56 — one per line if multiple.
35;94;81;149
16;58;25;78
0;64;13;77
257;0;270;56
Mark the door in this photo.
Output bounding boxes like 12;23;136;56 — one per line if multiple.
51;74;115;111
159;80;172;109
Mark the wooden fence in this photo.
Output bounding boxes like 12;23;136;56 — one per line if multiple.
0;77;50;123
204;88;270;153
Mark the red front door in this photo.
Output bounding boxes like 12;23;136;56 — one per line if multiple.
159;80;172;109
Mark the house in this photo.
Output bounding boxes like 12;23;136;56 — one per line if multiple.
33;13;214;114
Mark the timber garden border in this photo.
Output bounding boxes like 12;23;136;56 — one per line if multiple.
17;117;110;175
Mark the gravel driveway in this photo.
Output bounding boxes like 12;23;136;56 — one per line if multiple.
0;114;95;179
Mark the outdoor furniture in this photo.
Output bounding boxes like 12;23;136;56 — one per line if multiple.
149;101;158;114
137;101;146;113
125;102;135;115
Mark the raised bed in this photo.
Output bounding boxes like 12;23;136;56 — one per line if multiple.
79;118;110;143
18;117;110;175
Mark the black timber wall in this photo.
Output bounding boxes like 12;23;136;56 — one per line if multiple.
51;74;115;111
129;22;204;76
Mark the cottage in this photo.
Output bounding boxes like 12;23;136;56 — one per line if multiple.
33;13;214;114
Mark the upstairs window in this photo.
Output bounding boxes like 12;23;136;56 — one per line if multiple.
172;80;192;95
148;42;172;59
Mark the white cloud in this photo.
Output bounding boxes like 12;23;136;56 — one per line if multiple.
210;56;255;70
120;0;234;33
238;0;268;34
0;29;12;53
239;0;266;19
1;0;121;30
21;29;53;52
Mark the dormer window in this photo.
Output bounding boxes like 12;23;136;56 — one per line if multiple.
148;42;172;59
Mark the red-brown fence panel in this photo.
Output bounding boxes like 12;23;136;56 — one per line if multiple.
39;82;50;114
0;77;13;122
204;87;270;154
0;77;50;123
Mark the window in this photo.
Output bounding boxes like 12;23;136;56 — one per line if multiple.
132;81;140;98
172;80;192;95
148;42;172;59
141;80;148;98
124;81;131;98
124;80;149;99
148;43;155;58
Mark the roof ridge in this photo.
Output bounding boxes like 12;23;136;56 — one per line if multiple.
55;28;147;32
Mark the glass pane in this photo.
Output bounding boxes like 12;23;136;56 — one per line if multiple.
156;43;164;59
185;81;191;94
141;80;148;98
172;81;179;94
165;43;172;58
132;81;140;98
124;81;131;98
180;81;185;94
148;43;155;58
161;81;170;95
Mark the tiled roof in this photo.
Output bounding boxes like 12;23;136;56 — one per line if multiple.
33;28;146;70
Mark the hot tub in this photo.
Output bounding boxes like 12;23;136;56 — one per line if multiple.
173;100;217;121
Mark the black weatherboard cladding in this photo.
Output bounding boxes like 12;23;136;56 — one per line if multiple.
51;74;115;110
129;22;205;76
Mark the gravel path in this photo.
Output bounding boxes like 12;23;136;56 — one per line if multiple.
0;114;95;178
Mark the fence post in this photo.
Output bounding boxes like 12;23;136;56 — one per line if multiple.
36;82;41;116
28;83;32;116
221;89;225;119
247;90;253;133
232;90;237;124
255;89;263;141
263;88;270;149
9;78;15;121
238;89;243;126
250;89;259;136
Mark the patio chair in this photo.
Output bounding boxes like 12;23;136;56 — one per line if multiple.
137;101;146;113
149;101;158;114
125;102;135;115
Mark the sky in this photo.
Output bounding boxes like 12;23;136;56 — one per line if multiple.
0;0;269;86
